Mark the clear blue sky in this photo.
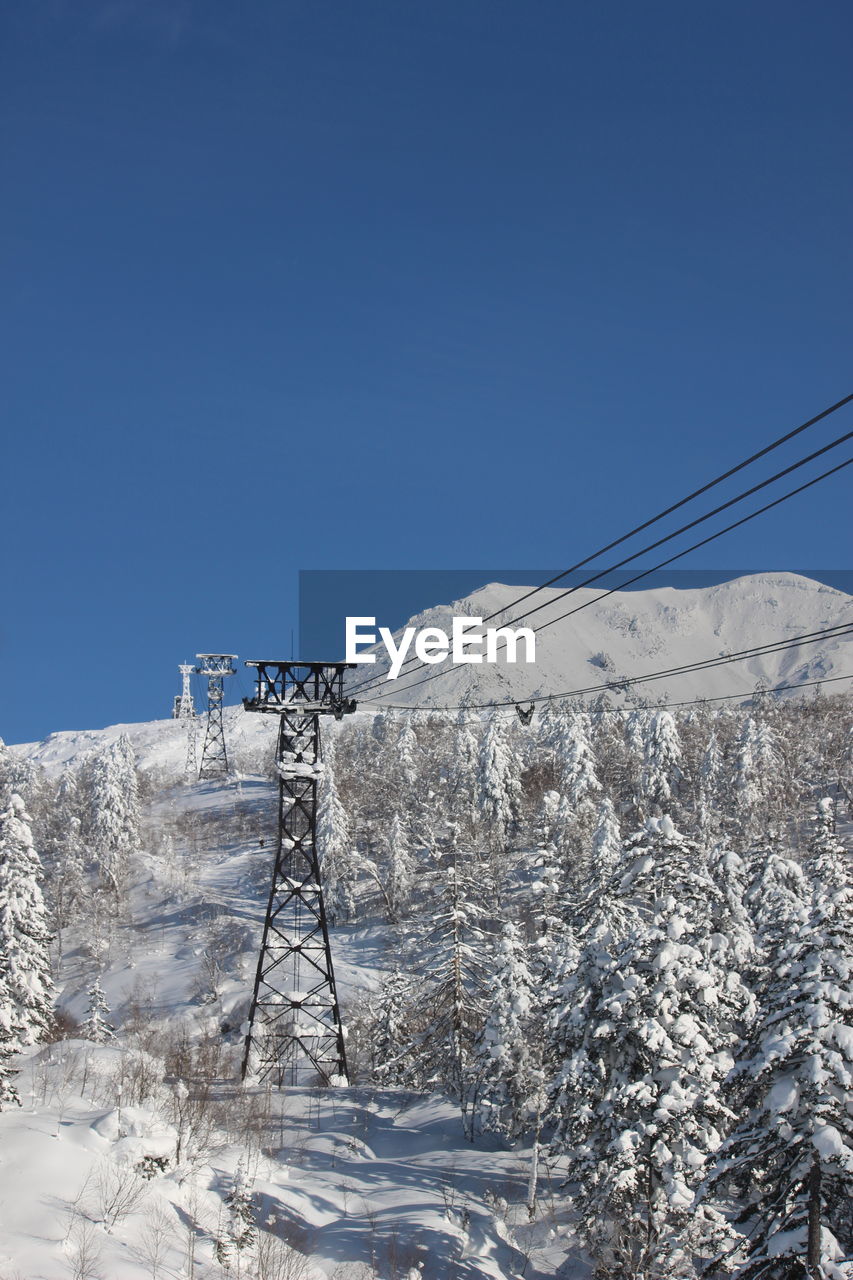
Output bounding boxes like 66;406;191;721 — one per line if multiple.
2;0;851;743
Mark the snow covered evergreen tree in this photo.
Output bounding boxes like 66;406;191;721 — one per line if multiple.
401;837;490;1105
703;805;853;1277
479;714;522;840
85;736;141;893
383;809;415;920
640;709;684;813
216;1161;256;1266
448;708;481;830
371;966;417;1083
590;794;622;883
397;716;419;783
559;710;602;813
0;794;55;1107
316;750;355;925
81;975;114;1044
550;817;751;1278
473;921;541;1141
732;717;782;841
698;729;726;839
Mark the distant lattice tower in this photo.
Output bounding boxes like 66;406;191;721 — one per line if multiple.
175;663;198;778
196;654;237;779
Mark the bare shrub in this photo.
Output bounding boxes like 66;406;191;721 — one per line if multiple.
64;1208;104;1280
162;1029;223;1166
122;980;162;1055
137;1201;176;1279
253;1232;312;1280
91;1159;148;1230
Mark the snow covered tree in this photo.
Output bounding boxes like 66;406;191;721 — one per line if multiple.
473;921;542;1141
743;844;810;988
703;806;853;1277
448;708;481;829
216;1161;256;1267
559;710;602;814
42;768;88;962
371;967;417;1084
402;838;490;1105
698;730;726;839
85;737;141;893
383;810;415;920
625;707;649;761
316;752;356;925
81;976;114;1044
550;817;751;1278
706;843;755;971
386;716;422;818
0;794;55;1106
640;709;684;813
590;795;622;884
0;793;55;1043
479;714;522;840
0;739;39;809
732;717;782;841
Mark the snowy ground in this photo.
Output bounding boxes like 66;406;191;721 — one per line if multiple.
0;775;580;1279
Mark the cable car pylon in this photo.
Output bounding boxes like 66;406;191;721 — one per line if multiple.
240;661;356;1088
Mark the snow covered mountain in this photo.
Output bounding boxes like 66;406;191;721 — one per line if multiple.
9;573;851;775
344;571;852;709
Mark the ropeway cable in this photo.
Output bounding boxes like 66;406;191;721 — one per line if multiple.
361;619;853;713
363;453;853;703
346;394;853;698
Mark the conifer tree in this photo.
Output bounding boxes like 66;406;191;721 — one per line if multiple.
560;710;602;813
732;717;781;840
550;817;750;1277
704;803;853;1277
216;1161;255;1266
372;967;416;1084
397;718;419;794
81;976;114;1044
640;709;684;812
698;730;726;838
384;810;415;920
86;737;141;893
479;714;522;839
316;752;355;925
590;795;622;882
448;708;481;829
402;837;489;1104
0;794;55;1046
473;921;541;1141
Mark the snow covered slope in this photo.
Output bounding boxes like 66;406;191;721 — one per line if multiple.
344;572;852;708
0;771;575;1280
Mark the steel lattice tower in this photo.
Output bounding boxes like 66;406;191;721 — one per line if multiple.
240;661;356;1087
196;654;237;779
176;663;198;778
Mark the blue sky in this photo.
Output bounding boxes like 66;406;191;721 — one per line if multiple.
2;0;851;743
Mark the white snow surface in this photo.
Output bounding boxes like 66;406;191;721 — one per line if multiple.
343;572;852;708
0;773;577;1279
